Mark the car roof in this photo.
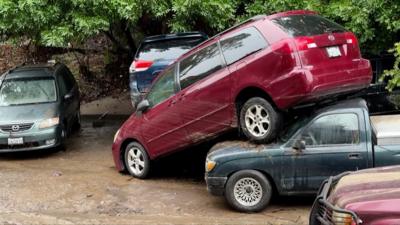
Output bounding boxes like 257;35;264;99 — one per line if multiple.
1;62;63;80
142;32;208;43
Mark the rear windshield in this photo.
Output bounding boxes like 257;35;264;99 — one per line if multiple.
136;37;206;61
0;77;57;106
272;14;347;37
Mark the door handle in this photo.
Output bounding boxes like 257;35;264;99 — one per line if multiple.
348;153;361;160
177;94;185;101
168;99;177;107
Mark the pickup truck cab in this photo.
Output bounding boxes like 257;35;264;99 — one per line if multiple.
205;98;400;212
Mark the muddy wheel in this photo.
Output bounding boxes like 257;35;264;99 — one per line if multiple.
225;170;272;212
239;97;281;143
124;142;150;179
58;124;67;151
72;110;81;131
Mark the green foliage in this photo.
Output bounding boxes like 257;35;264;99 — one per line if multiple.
381;42;400;91
242;0;400;55
1;0;399;87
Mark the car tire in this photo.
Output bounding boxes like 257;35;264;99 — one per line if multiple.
124;142;150;179
225;170;272;212
239;97;281;143
59;124;67;151
72;111;81;132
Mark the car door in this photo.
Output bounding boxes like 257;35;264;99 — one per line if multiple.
280;112;369;193
56;68;75;129
176;42;233;143
140;65;188;156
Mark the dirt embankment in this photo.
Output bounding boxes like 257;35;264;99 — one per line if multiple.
0;44;29;74
0;38;130;103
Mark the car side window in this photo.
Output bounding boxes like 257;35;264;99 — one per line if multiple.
63;68;76;91
179;43;223;90
57;74;68;97
220;27;268;65
300;113;360;147
147;66;176;107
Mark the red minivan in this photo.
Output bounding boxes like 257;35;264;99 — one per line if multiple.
113;10;372;178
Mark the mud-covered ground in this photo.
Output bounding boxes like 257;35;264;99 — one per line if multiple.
0;117;312;225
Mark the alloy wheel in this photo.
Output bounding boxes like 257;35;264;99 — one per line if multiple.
126;147;145;176
233;177;263;207
244;104;270;137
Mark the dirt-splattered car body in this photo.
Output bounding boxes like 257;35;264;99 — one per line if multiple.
310;166;400;225
0;63;80;152
113;10;372;172
205;99;400;203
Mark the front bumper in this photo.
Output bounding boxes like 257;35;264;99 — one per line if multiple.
0;126;61;153
205;174;227;196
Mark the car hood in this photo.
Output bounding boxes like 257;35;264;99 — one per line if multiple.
0;103;58;124
328;166;400;210
207;140;281;162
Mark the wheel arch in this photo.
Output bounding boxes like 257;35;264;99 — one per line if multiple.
119;138;146;172
226;168;279;196
235;86;277;111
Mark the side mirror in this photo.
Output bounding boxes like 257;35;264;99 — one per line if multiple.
293;139;306;151
136;99;150;113
64;93;73;101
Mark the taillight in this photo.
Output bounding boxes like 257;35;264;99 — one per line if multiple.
129;60;153;73
295;36;317;50
345;32;358;46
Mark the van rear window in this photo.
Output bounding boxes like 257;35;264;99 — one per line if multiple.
272;14;346;37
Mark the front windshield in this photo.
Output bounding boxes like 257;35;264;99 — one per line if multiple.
0;77;57;106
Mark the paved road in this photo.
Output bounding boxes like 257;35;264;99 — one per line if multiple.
0;117;312;224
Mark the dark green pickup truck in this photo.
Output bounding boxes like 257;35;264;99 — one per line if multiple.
205;98;400;212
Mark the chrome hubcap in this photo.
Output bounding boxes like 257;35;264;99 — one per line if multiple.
127;147;145;175
245;104;270;137
233;177;263;207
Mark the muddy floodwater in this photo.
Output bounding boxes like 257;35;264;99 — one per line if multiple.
0;117;311;224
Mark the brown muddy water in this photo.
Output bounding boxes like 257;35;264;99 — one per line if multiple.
0;117;311;224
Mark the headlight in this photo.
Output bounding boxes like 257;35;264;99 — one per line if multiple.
205;159;216;172
39;117;59;129
113;129;120;142
332;211;355;225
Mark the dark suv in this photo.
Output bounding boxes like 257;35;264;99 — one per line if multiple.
0;62;80;152
113;10;372;178
129;32;208;105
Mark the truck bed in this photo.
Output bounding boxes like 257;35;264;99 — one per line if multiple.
371;115;400;145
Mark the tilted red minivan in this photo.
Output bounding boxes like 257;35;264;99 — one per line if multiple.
113;10;372;178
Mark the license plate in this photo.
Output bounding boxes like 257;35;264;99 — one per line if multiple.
326;46;341;58
8;137;24;145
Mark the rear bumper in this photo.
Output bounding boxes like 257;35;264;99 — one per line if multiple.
0;126;61;153
273;58;372;109
205;175;227;196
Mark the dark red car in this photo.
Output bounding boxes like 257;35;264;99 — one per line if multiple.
310;166;400;225
113;10;372;178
